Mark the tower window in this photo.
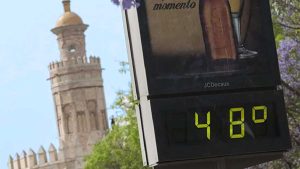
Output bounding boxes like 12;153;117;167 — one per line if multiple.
63;104;73;134
77;111;87;132
87;100;99;131
90;111;99;131
68;45;76;53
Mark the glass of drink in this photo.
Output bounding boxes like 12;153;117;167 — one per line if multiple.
228;0;257;59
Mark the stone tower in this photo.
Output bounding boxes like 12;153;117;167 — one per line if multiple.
49;0;109;167
8;1;108;168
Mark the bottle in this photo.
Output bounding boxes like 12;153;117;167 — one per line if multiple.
200;0;237;61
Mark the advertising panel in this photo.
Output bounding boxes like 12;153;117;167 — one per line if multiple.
137;0;280;96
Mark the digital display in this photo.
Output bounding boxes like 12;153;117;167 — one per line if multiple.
166;104;277;144
149;91;290;162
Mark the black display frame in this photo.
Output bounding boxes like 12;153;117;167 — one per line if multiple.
122;0;291;166
150;90;291;163
136;0;281;97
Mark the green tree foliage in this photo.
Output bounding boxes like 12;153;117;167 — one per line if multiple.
271;0;300;38
85;89;149;169
249;1;300;169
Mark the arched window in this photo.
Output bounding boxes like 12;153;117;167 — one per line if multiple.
87;100;99;131
63;104;73;134
68;45;76;53
77;111;87;132
90;111;99;130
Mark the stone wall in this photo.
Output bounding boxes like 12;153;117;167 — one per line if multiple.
7;144;72;169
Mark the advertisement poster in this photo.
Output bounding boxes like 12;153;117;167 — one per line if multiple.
137;0;281;95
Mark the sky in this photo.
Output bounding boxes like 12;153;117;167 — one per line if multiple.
0;0;130;168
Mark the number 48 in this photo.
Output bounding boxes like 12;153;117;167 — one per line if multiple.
194;106;268;140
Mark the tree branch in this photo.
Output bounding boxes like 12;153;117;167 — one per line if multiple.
281;79;300;97
282;158;293;169
275;21;300;30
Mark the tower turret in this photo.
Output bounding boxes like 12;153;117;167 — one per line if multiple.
27;149;37;168
49;1;108;169
20;151;27;169
13;154;20;169
8;155;14;169
38;146;47;165
51;0;88;62
48;144;58;162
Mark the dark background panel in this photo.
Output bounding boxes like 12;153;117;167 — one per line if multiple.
150;90;291;162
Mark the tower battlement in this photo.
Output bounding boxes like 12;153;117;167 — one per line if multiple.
48;55;104;92
48;55;101;71
8;144;62;169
